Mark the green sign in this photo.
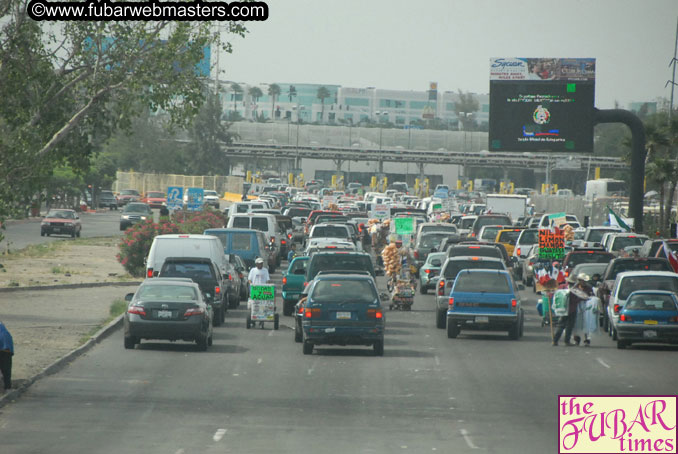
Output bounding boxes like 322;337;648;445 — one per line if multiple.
432;203;443;211
250;284;275;301
394;217;414;235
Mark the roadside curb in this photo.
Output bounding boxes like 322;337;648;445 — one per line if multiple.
0;313;124;409
0;281;142;293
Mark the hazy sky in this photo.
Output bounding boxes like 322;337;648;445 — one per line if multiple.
219;0;678;109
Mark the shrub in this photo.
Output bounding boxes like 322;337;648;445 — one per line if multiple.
172;208;225;233
117;220;182;277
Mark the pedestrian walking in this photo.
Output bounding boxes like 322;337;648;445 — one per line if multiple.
0;321;14;392
553;273;593;346
247;258;272;327
287;243;297;262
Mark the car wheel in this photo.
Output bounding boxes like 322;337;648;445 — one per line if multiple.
71;230;76;238
419;284;427;295
603;314;609;332
124;336;136;349
40;231;45;237
303;340;314;355
509;319;520;340
207;334;213;346
294;326;303;343
76;230;81;238
228;294;238;309
196;335;208;351
283;300;294;316
274;313;279;330
246;314;252;329
532;280;536;293
436;309;446;329
447;321;459;338
120;224;126;231
213;307;222;327
46;232;50;236
612;327;618;341
373;340;384;356
519;313;524;337
617;340;627;349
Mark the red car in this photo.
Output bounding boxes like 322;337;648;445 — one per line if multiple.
40;209;82;237
117;189;141;207
141;191;166;209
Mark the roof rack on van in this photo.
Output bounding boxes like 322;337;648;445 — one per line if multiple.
315;270;372;277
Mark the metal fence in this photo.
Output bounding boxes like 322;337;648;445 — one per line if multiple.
113;171;244;195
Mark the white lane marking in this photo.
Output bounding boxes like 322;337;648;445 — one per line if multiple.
268;330;274;337
257;358;263;364
596;358;611;369
213;428;227;442
434;355;440;366
175;449;185;454
460;429;479;449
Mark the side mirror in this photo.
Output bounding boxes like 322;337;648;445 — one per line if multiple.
125;293;134;301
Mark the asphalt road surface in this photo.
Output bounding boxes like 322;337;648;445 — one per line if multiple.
1;265;676;454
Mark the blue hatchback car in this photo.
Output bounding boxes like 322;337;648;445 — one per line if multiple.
301;273;385;356
616;290;678;349
447;269;524;340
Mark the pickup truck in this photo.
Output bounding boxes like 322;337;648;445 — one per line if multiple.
282;256;309;316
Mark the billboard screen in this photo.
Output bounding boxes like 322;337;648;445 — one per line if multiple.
489;58;596;153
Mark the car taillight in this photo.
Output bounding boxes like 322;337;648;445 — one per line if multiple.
271;236;276;243
303;281;309;287
367;308;383;319
414;250;419;259
470;232;476;237
424;269;431;274
614;304;621;314
297;305;305;314
565;270;570;277
147;268;153;278
288;233;293;239
281;240;287;245
511;299;517;309
184;307;205;317
228;274;233;281
282;277;287;285
304;308;321;318
438;280;445;296
516;248;521;256
127;305;146;316
215;286;221;294
448;297;454;308
620;314;631;322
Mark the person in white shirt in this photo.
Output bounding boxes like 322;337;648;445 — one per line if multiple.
248;257;271;285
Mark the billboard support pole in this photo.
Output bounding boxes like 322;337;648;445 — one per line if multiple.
593;108;645;232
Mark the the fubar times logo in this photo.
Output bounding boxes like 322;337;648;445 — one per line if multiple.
559;396;677;453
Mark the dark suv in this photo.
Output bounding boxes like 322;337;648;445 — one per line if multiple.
158;257;228;326
306;251;375;284
98;190;118;210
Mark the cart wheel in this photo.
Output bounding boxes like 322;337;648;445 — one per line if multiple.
246;314;251;329
274;313;279;330
389;305;393;311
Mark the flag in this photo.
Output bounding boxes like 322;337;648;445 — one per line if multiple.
607;206;632;232
661;241;678;273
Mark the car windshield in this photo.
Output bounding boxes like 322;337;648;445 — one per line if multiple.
146;192;164;198
444;259;504;278
312;226;349;238
121;190;139;196
619;276;678;300
160;262;215;281
454;272;511;293
625;294;677;311
611;236;645;251
46;210;75;219
124;204;149;213
137;284;198;300
204;191;217;196
497;230;521;244
311;280;377;304
419;233;450;249
516;229;539;244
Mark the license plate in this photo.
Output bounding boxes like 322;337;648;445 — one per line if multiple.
157;310;172;319
325;327;336;333
475;316;489;323
336;311;351;320
643;330;657;338
644;320;658;325
53;228;60;232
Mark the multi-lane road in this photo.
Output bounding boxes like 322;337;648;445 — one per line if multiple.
1;256;676;453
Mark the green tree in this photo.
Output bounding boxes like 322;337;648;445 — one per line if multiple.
316;86;331;123
288;85;297;103
268;83;281;120
248;86;263;120
187;91;234;175
230;83;243;113
0;2;248;221
454;90;480;131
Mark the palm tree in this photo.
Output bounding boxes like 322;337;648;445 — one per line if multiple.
288;85;297;103
316;86;331;123
230;83;242;113
268;83;281;120
454;90;480;131
248;86;263;120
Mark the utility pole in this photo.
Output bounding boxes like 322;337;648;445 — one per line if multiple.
670;16;678;122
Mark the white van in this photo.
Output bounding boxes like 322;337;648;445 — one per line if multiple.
226;201;267;217
145;234;228;279
226;213;280;271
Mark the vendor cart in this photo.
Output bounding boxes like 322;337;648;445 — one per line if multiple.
247;284;279;330
389;279;415;311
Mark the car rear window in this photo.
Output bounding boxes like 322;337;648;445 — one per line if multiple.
587;229;618;243
448;246;502;261
619;276;678;300
480;227;503;242
625;294;677;311
474;216;511;232
497;230;522;244
454;272;511;293
518;230;539;245
231;233;252;251
610;236;645;251
459;218;476;229
147;192;165;198
286;208;312;218
566;252;613;268
444;259;504;278
160;262;215;280
47;210;75;219
309;255;373;278
609;260;672;280
232;217;250;228
311;280;377;304
251;217;269;232
418;233;451;249
312;226;349;238
422;225;457;235
137;285;198;300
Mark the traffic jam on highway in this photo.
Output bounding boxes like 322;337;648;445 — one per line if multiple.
119;179;678;354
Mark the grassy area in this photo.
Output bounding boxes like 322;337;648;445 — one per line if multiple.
78;298;128;345
8;236;120;258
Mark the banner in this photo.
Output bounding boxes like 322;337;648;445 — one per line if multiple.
490;58;596;81
539;229;565;260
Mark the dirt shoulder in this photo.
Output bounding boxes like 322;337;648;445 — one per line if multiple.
0;237;138;385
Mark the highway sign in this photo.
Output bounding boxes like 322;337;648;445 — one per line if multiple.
167;186;183;210
186;187;204;212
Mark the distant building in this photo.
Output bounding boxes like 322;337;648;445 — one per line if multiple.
628;101;658;116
